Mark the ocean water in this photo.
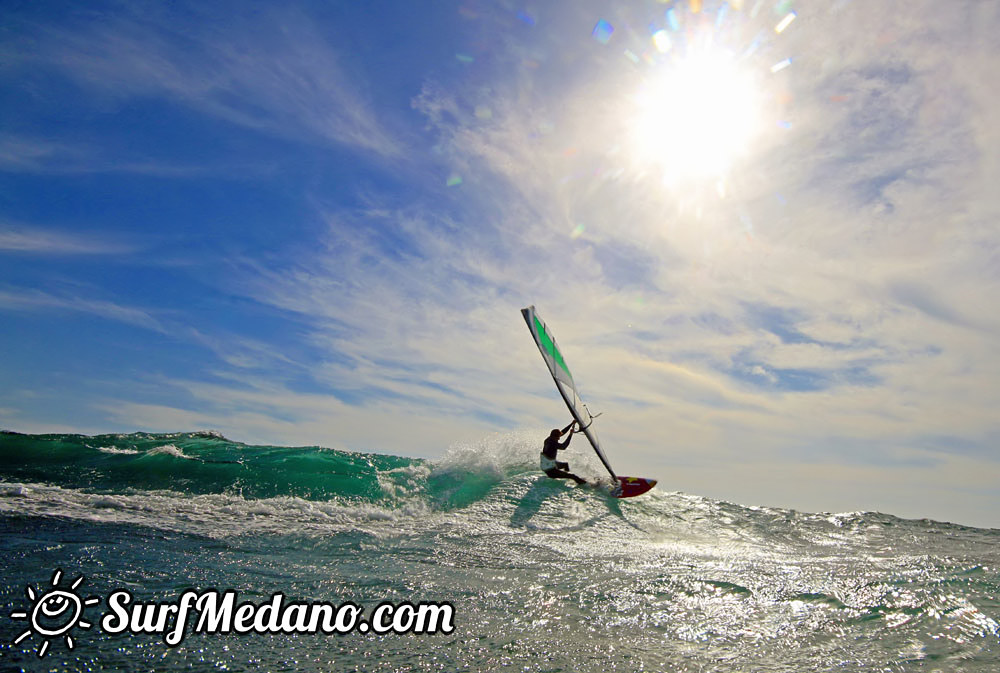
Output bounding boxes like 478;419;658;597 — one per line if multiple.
1;430;998;672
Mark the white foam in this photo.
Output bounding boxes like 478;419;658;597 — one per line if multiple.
95;446;141;455
377;463;431;500
92;495;127;509
148;444;196;460
193;430;227;439
0;480;436;539
0;483;31;497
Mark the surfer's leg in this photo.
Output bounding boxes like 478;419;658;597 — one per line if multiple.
545;468;587;485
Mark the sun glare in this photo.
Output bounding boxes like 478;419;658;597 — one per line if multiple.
631;48;761;183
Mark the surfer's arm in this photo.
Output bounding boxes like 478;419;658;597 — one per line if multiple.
554;421;576;449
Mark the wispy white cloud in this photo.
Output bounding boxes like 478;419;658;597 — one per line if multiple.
2;3;404;160
0;287;164;332
0;135;77;172
0;133;265;176
0;223;136;255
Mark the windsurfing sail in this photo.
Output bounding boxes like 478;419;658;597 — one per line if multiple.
521;305;617;480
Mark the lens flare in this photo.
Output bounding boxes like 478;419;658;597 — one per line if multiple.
592;19;614;45
775;11;797;34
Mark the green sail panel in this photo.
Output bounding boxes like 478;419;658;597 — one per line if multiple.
533;315;572;381
522;305;617;480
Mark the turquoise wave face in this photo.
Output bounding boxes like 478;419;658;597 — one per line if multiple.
0;431;429;503
0;430;530;512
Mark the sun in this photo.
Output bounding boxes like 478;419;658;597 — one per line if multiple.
630;46;761;183
10;569;100;659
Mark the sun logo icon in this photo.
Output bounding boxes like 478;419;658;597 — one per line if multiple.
10;569;100;658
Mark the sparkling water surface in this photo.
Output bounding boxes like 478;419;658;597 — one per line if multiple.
2;431;998;671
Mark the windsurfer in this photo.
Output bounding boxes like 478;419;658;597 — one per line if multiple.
540;421;587;485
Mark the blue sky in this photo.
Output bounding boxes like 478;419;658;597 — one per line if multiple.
2;0;999;527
